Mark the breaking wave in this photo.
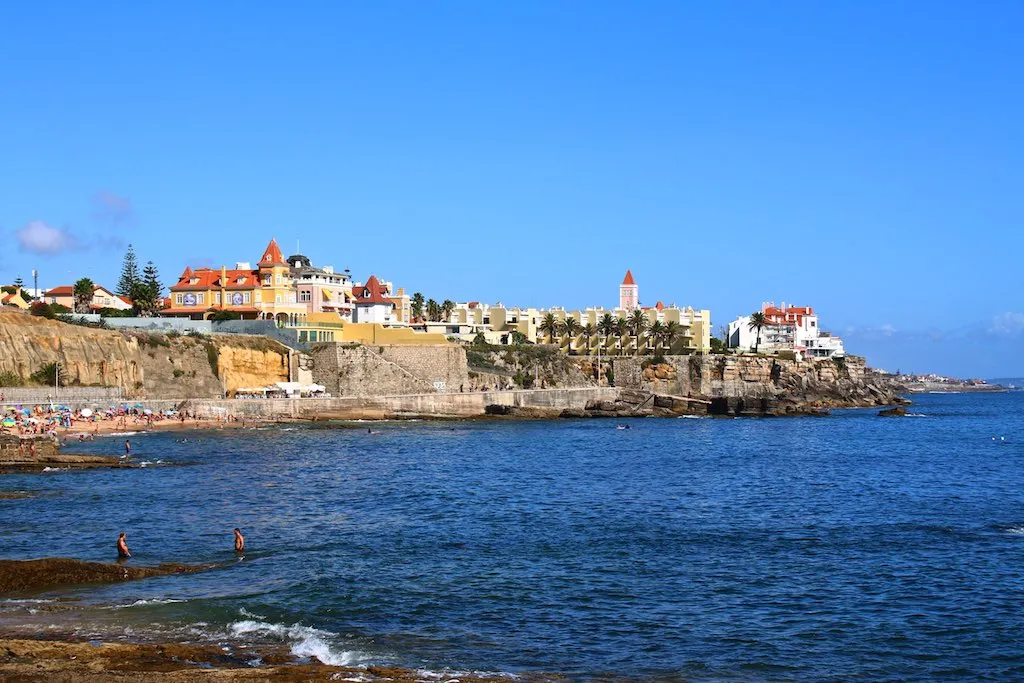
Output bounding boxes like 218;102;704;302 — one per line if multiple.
228;618;365;666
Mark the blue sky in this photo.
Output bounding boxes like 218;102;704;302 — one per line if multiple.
2;2;1021;377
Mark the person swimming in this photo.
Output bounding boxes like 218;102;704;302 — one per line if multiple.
117;532;131;558
234;528;245;553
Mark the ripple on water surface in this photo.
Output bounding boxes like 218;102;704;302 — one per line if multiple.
2;393;1024;680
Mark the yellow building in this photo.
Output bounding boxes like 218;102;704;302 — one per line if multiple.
165;238;308;323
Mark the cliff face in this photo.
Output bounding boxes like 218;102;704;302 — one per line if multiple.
0;313;293;399
214;341;291;394
0;313;143;391
610;354;904;416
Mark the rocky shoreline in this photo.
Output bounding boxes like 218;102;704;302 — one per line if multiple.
0;637;524;682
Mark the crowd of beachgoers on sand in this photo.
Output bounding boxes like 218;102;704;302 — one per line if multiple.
1;401;256;441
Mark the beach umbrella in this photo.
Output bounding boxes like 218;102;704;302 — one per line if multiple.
143;409;153;415
22;409;31;416
80;409;93;418
2;419;15;427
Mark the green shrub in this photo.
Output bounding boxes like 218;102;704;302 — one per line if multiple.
30;363;59;386
204;342;219;377
0;370;23;387
30;302;70;319
172;369;184;378
513;370;535;389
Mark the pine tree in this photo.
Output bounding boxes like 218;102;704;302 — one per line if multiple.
13;276;23;288
135;261;163;316
117;244;141;297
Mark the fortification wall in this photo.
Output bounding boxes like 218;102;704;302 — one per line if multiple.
311;344;469;396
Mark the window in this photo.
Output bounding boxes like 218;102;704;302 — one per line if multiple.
299;290;311;302
175;294;183;304
263;275;271;286
215;293;221;304
276;295;281;303
276;275;282;285
243;292;250;304
237;277;247;285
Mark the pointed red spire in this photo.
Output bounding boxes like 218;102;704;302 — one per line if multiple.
258;238;286;266
180;266;193;280
354;275;393;306
622;269;635;286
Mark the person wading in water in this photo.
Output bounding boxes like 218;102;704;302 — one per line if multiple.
117;532;131;559
234;528;245;553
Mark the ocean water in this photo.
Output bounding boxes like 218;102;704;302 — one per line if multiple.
2;392;1024;681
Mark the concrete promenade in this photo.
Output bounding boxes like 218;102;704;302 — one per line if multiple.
136;387;620;420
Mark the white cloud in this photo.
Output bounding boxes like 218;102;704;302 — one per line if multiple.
988;312;1024;337
15;220;78;254
92;190;134;225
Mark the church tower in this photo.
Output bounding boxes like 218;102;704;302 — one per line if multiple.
619;270;638;310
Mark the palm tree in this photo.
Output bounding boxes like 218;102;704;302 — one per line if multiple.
663;320;681;354
598;313;616;352
72;277;95;314
562;317;580;351
539;312;560;344
615;317;629;354
748;311;767;353
648;320;666;355
628;310;647;356
441;299;455;322
411;292;425;322
582;322;596;354
426;298;440;322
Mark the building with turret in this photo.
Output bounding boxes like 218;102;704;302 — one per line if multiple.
619;270;639;310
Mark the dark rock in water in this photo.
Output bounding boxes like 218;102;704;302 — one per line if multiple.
879;406;907;417
484;404;512;416
0;558;214;594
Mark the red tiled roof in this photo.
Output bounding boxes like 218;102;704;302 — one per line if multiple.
44;286;73;296
655;301;665;310
118;296;133;305
258;238;286;266
353;275;394;307
171;268;259;291
622;270;635;286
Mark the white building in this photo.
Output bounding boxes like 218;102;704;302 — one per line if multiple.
727;302;845;359
351;275;396;324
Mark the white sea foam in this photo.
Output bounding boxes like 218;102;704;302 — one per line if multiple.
107;598;186;610
41;467;68;472
1005;526;1024;535
678;415;707;419
906;413;927;417
228;619;364;666
108;431;142;437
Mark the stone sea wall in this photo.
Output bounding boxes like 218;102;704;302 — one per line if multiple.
151;387;620;420
311;344;469;396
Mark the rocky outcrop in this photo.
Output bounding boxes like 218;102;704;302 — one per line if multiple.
0;558;213;594
0;312;293;399
0;313;143;391
214;338;291;394
610;355;908;416
879;406;907;417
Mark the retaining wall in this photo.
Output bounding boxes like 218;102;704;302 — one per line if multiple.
135;387;620;420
